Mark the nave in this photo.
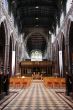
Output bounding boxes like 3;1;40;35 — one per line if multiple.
0;80;73;110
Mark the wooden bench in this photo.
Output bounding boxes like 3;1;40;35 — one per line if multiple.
9;77;32;88
43;77;66;88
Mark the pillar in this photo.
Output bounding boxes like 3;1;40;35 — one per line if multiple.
65;40;71;74
4;44;9;74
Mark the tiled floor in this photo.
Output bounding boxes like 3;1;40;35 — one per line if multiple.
0;80;73;110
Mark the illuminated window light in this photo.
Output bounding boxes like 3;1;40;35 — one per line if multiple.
35;6;39;9
31;50;42;61
35;17;39;20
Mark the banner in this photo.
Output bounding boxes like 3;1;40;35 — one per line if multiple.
59;51;63;77
12;51;15;76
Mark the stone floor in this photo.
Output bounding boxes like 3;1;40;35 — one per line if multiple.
0;80;73;110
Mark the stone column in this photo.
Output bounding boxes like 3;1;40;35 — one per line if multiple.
65;40;71;74
4;44;9;74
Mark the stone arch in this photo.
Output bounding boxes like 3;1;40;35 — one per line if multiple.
25;30;48;47
0;18;9;74
0;16;8;44
66;18;73;75
25;30;48;42
0;22;6;73
68;21;73;75
0;18;9;96
64;18;72;75
24;31;48;58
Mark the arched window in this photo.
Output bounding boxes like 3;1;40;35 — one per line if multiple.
31;50;42;61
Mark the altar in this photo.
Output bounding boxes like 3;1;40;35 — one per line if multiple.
32;72;42;80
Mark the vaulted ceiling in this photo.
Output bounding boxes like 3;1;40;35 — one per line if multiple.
8;0;67;57
26;32;47;55
8;0;67;32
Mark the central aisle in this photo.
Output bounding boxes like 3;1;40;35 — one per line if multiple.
0;80;73;110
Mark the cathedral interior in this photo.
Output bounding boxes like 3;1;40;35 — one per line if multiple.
0;0;73;110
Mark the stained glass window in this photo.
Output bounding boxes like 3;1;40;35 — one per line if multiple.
31;50;42;61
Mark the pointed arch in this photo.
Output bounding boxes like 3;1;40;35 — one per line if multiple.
0;22;6;71
68;21;73;75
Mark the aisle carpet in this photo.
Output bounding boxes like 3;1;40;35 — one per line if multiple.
0;81;73;110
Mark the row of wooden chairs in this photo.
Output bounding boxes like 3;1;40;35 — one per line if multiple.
9;76;32;88
43;77;66;88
